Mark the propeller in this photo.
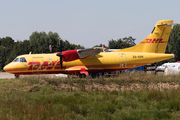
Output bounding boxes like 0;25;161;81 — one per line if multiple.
56;39;63;69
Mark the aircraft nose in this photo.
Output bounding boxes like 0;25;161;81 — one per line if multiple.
3;65;11;72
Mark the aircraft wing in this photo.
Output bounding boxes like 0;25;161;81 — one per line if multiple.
77;47;103;58
56;47;103;62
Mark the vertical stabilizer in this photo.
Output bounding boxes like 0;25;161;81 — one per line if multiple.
116;20;173;53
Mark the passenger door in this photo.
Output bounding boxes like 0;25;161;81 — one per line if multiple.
119;53;127;68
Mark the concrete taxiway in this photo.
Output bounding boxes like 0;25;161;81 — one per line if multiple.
0;72;15;79
0;72;68;79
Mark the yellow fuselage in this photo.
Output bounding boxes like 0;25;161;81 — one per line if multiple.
3;52;174;75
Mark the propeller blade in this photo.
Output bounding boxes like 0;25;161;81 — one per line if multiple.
59;39;62;53
59;39;63;69
52;45;54;53
60;55;63;69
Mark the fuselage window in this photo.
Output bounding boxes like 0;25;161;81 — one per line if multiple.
20;57;27;62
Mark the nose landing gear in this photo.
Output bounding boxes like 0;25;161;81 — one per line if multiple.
15;74;20;79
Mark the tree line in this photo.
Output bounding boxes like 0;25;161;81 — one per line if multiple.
0;31;85;70
0;31;136;70
0;23;180;70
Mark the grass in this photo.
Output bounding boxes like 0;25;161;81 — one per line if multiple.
0;70;4;72
0;72;180;119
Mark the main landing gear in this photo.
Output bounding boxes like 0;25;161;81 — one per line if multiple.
79;73;86;78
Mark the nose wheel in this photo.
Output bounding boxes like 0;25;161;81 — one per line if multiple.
15;74;20;79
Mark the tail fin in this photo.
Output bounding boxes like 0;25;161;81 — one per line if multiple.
116;20;173;53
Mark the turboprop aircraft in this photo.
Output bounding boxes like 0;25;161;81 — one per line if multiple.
3;20;174;78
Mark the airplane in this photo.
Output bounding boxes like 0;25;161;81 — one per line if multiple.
3;20;174;78
156;62;180;72
164;64;180;75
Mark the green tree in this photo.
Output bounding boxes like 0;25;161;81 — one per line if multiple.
9;40;30;58
73;44;85;49
0;32;86;70
29;31;84;53
0;37;14;67
108;39;122;49
29;31;59;53
94;44;103;47
0;46;6;69
0;37;14;48
122;36;136;48
108;36;136;49
61;40;84;50
168;24;180;62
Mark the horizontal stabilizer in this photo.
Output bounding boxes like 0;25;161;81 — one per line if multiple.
157;24;173;27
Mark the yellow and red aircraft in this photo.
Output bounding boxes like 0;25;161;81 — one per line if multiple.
3;20;174;78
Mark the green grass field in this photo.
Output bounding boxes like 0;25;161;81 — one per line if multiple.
0;72;180;120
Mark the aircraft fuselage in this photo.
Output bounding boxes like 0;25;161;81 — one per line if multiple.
3;52;174;75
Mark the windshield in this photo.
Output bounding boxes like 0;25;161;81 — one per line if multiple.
20;57;27;62
13;58;20;62
13;57;27;62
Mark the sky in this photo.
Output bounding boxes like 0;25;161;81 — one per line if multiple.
0;0;180;48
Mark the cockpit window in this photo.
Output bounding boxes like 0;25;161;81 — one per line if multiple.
13;58;20;62
20;57;27;62
151;27;155;33
13;57;27;62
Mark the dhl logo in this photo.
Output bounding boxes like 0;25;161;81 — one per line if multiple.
140;38;168;43
28;61;65;70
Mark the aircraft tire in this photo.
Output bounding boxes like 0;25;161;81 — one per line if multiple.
15;74;20;79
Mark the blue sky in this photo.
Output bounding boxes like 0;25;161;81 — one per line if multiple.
0;0;180;48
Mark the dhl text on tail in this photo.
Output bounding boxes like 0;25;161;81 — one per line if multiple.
3;20;174;78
